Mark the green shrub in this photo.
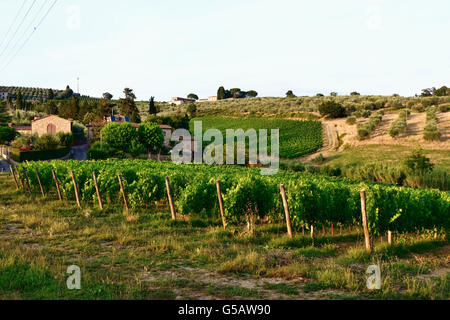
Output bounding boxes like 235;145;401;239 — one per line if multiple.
357;128;370;140
412;105;425;113
346;116;356;125
0;126;17;144
423;129;441;141
361;110;371;118
404;148;434;174
438;104;449;112
101;123;138;152
56;132;74;148
318;101;346;118
11;147;70;162
87;148;110;160
35;134;59;151
389;109;409;138
129;141;146;157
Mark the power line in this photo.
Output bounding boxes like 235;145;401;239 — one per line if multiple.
0;0;58;73
0;0;37;60
0;0;29;50
4;0;49;62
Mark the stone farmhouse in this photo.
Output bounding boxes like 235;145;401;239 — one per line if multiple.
10;115;72;137
31;115;72;136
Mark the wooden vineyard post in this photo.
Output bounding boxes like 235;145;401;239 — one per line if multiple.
434;228;438;240
17;167;24;189
216;180;226;229
165;176;176;220
52;170;63;202
22;167;32;195
35;168;45;198
10;165;19;190
360;190;371;252
388;230;392;245
117;174;129;213
331;223;334;237
280;184;293;239
311;225;314;239
92;172;103;210
71;171;81;208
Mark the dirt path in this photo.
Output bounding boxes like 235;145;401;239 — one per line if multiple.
300;122;340;161
140;266;353;300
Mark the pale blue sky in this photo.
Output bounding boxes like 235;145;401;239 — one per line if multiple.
0;0;449;100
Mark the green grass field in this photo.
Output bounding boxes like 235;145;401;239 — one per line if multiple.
324;145;450;171
190;117;323;159
0;174;448;300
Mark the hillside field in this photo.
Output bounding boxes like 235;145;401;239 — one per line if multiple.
189;117;323;159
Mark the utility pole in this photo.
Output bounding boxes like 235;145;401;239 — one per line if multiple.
77;77;80;94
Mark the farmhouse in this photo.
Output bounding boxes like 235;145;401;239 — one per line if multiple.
0;92;8;99
31;115;72;137
8;115;73;137
197;96;218;103
170;97;196;105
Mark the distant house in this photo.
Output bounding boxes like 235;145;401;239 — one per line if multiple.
159;124;173;147
9;124;31;136
31;115;72;137
0;92;8;99
170;97;196;105
107;114;130;123
197;96;218;103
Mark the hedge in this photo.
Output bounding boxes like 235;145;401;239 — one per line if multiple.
11;147;71;162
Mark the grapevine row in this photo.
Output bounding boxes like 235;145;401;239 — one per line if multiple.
16;160;450;235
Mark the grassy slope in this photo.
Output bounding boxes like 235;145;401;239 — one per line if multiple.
325;145;450;171
0;174;448;300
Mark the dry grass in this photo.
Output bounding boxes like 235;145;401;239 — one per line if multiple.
0;174;448;300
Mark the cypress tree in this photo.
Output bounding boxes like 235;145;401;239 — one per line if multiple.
149;96;157;115
217;86;226;100
0;101;11;125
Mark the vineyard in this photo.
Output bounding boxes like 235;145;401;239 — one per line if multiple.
16;160;450;236
190;117;323;159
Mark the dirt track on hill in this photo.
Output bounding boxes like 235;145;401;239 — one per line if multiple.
300;122;339;161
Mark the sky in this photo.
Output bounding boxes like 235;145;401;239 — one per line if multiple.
0;0;449;101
